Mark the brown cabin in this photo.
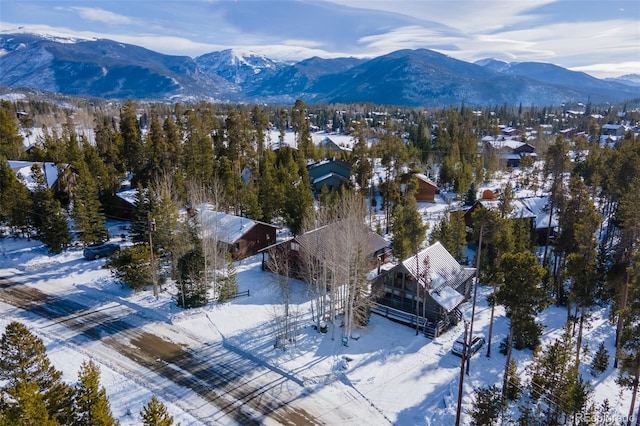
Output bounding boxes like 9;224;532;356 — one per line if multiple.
414;173;438;203
371;241;475;338
260;220;390;277
196;205;278;260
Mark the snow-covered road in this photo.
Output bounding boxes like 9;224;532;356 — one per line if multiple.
0;271;390;425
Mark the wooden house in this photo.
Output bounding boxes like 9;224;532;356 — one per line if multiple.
371;242;475;338
601;124;625;137
307;158;352;195
196;204;278;260
481;137;537;168
414;173;438;203
464;196;557;245
317;136;350;156
260;220;390;277
8;160;75;194
104;190;137;221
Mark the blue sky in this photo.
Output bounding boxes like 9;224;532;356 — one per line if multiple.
1;0;639;78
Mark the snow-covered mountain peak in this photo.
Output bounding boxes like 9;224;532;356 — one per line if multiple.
474;57;514;72
0;27;96;44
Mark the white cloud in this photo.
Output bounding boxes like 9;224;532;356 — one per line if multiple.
324;0;557;33
280;39;325;49
571;61;640;79
69;7;134;25
2;1;639;79
358;26;460;54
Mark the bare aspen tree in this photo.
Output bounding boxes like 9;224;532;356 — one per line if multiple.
298;191;374;342
299;212;330;332
331;192;371;343
186;178;228;301
267;244;294;350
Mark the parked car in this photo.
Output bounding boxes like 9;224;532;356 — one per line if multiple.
452;335;485;357
83;242;120;260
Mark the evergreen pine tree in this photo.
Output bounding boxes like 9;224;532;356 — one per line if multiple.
391;193;427;260
31;164;71;253
140;396;174;426
1;380;58;426
467;385;503;426
0;103;25;159
530;327;592;423
106;245;152;291
0;321;74;425
149;175;179;253
464;181;477;206
0;158;32;230
218;253;238;303
130;183;152;245
73;360;117;426
517;400;538;426
119;100;145;185
505;358;522;401
72;161;108;245
595;399;619;426
176;246;207;308
279;148;313;235
616;252;640;423
497;251;546;401
257;150;279;223
590;341;609;376
242;183;262;221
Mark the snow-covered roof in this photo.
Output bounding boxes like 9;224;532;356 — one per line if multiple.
8;160;61;191
414;173;437;187
402;241;474;292
196;204;261;245
430;286;465;313
312;172;350;185
483;138;525;150
115;188;139;206
266;130;298;150
477;196;557;228
313;132;355;151
293;220;389;258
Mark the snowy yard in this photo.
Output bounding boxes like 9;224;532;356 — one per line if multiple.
0;211;633;425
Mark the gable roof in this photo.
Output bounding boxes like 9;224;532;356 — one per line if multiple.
475;196;557;229
294;220;388;258
402;241;473;288
312;172;350;185
397;243;472;313
399;242;473;312
8;160;61;191
196;204;276;244
308;158;352;172
414;173;438;187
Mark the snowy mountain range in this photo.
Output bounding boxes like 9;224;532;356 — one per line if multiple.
1;32;639;106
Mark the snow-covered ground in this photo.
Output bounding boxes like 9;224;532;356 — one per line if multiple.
0;196;633;425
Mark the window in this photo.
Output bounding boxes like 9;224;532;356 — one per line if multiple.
234;243;240;250
291;242;300;251
266;233;271;240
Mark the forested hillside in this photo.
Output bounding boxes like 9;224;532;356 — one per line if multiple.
1;94;640;424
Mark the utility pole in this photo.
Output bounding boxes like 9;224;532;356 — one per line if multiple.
455;321;468;426
148;214;157;299
466;224;483;374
